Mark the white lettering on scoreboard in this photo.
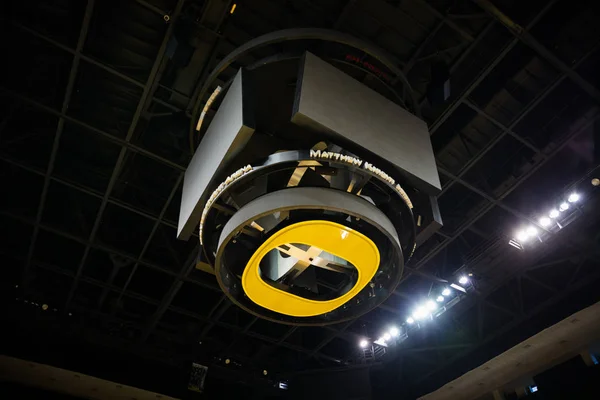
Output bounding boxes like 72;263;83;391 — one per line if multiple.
199;150;415;245
310;149;413;209
199;165;253;244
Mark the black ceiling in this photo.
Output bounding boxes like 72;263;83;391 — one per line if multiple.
1;0;599;398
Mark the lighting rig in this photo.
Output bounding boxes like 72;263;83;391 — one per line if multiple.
358;275;473;351
509;182;594;250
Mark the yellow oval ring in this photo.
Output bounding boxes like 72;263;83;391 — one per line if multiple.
241;220;380;317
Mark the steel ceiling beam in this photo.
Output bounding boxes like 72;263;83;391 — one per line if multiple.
414;259;600;388
437;43;598;197
21;0;96;292
1;209;217;292
97;173;184;310
462;100;542;153
416;20;495;110
0;88;187;172
11;22;187;112
472;0;600;104
140;244;199;342
436;167;555;234
403;20;446;75
28;258;342;365
409;0;475;42
62;0;187;312
428;0;558;134
405;109;599;278
0;153;190;236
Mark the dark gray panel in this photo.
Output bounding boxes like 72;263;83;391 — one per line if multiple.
292;52;441;194
178;69;255;239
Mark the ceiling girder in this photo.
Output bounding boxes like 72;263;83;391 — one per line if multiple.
22;0;97;293
63;0;189;313
472;0;600;104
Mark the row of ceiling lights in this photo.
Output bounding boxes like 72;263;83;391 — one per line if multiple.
360;183;595;348
358;276;471;349
513;192;580;244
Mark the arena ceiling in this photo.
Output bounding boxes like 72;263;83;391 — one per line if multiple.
1;0;599;398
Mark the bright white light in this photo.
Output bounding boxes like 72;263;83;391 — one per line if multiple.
359;339;369;348
559;202;569;212
458;276;469;285
549;209;560;219
442;288;451;296
426;300;437;311
406;317;415;324
383;332;391;341
436;295;444;302
412;306;427;320
341;230;349;239
568;193;580;203
450;283;467;293
526;226;538;236
389;327;400;337
539;216;552;227
516;230;529;242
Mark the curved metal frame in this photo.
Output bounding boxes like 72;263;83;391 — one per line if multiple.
214;187;404;326
189;28;421;151
200;150;416;265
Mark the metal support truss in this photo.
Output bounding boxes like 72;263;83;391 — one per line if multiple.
96;173;184;310
63;0;188;312
404;50;600;281
429;0;558;134
25;257;343;365
472;0;600;104
438;43;599;197
0;89;186;172
2;210;216;292
0;154;189;237
11;23;188;112
22;0;96;291
413;254;600;386
410;0;475;42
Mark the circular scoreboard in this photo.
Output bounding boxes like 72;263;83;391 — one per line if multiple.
200;150;415;325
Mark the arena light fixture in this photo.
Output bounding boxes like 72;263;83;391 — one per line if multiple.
359;339;369;348
526;226;538;236
442;288;451;296
559;202;569;212
426;300;437;311
436;295;444;302
450;283;467;293
406;317;415;324
516;229;529;242
458;276;469;285
539;216;552;227
568;193;580;203
383;332;391;341
389;326;400;337
549;209;560;218
412;306;428;320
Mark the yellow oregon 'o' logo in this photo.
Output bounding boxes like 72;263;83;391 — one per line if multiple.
242;220;380;317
